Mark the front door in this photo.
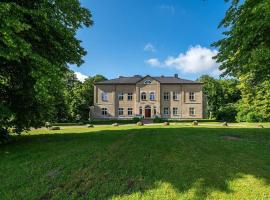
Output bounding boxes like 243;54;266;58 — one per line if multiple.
145;108;151;118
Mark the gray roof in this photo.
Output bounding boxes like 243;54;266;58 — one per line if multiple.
94;75;202;85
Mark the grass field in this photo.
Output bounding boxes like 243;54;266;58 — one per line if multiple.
1;123;270;200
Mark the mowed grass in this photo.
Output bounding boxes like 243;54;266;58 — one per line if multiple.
1;124;270;200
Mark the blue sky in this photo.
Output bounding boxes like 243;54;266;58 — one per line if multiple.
71;0;229;81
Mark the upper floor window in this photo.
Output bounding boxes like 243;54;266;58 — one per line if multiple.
150;92;155;101
189;107;195;116
163;107;169;115
164;92;169;101
127;93;133;101
173;107;178;115
141;92;147;101
101;92;108;101
173;92;179;101
118;108;124;116
189;92;195;101
118;92;124;101
128;108;133;116
101;108;108;116
144;80;152;84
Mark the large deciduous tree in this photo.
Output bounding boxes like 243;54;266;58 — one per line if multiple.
213;0;270;121
0;0;93;137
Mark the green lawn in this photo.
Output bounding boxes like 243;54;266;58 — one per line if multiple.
1;124;270;200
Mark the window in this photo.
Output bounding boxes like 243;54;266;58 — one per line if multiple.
101;108;108;116
101;92;108;101
141;92;146;101
127;93;133;101
164;92;169;101
118;92;124;101
173;92;179;100
163;107;169;115
189;107;195;116
118;108;124;116
189;92;195;101
144;80;152;84
153;106;157;115
139;107;142;115
150;92;155;101
173;107;178;115
128;108;133;116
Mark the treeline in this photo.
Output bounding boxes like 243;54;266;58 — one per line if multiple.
55;71;106;123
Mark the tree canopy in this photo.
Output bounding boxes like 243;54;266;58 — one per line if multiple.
0;0;93;135
213;0;270;122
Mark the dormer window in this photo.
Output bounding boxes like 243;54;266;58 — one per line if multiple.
144;80;152;84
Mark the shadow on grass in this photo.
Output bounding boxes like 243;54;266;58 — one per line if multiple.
1;127;270;199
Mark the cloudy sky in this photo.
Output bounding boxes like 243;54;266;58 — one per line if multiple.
71;0;229;81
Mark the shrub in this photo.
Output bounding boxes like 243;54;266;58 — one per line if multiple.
132;117;140;123
246;112;264;122
216;104;237;122
153;117;163;123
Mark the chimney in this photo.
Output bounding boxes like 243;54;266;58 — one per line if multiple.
174;74;178;78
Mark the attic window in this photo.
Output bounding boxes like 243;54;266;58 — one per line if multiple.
144;80;152;84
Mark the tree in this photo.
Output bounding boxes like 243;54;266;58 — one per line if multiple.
213;0;270;121
67;74;107;121
197;75;223;119
197;75;240;121
0;0;93;137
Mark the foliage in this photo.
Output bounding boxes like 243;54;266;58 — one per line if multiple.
213;0;270;122
153;116;163;123
197;75;240;119
0;0;93;136
216;103;237;122
132;117;140;123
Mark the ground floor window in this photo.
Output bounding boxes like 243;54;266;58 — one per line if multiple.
139;107;142;115
153;106;157;115
189;107;195;116
173;107;178;115
118;108;124;116
101;108;108;116
163;107;169;115
128;108;133;116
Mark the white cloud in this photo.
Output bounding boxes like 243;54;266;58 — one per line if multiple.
144;43;156;52
75;72;88;82
160;5;175;14
145;58;161;67
146;45;220;76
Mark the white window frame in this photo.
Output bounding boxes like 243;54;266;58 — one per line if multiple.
118;92;124;101
101;92;108;101
118;108;124;116
150;92;155;101
189;107;195;116
189;92;195;101
101;108;108;116
128;108;133;116
164;92;169;101
163;107;169;115
173;107;178;115
173;92;179;101
127;92;133;101
141;92;147;101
